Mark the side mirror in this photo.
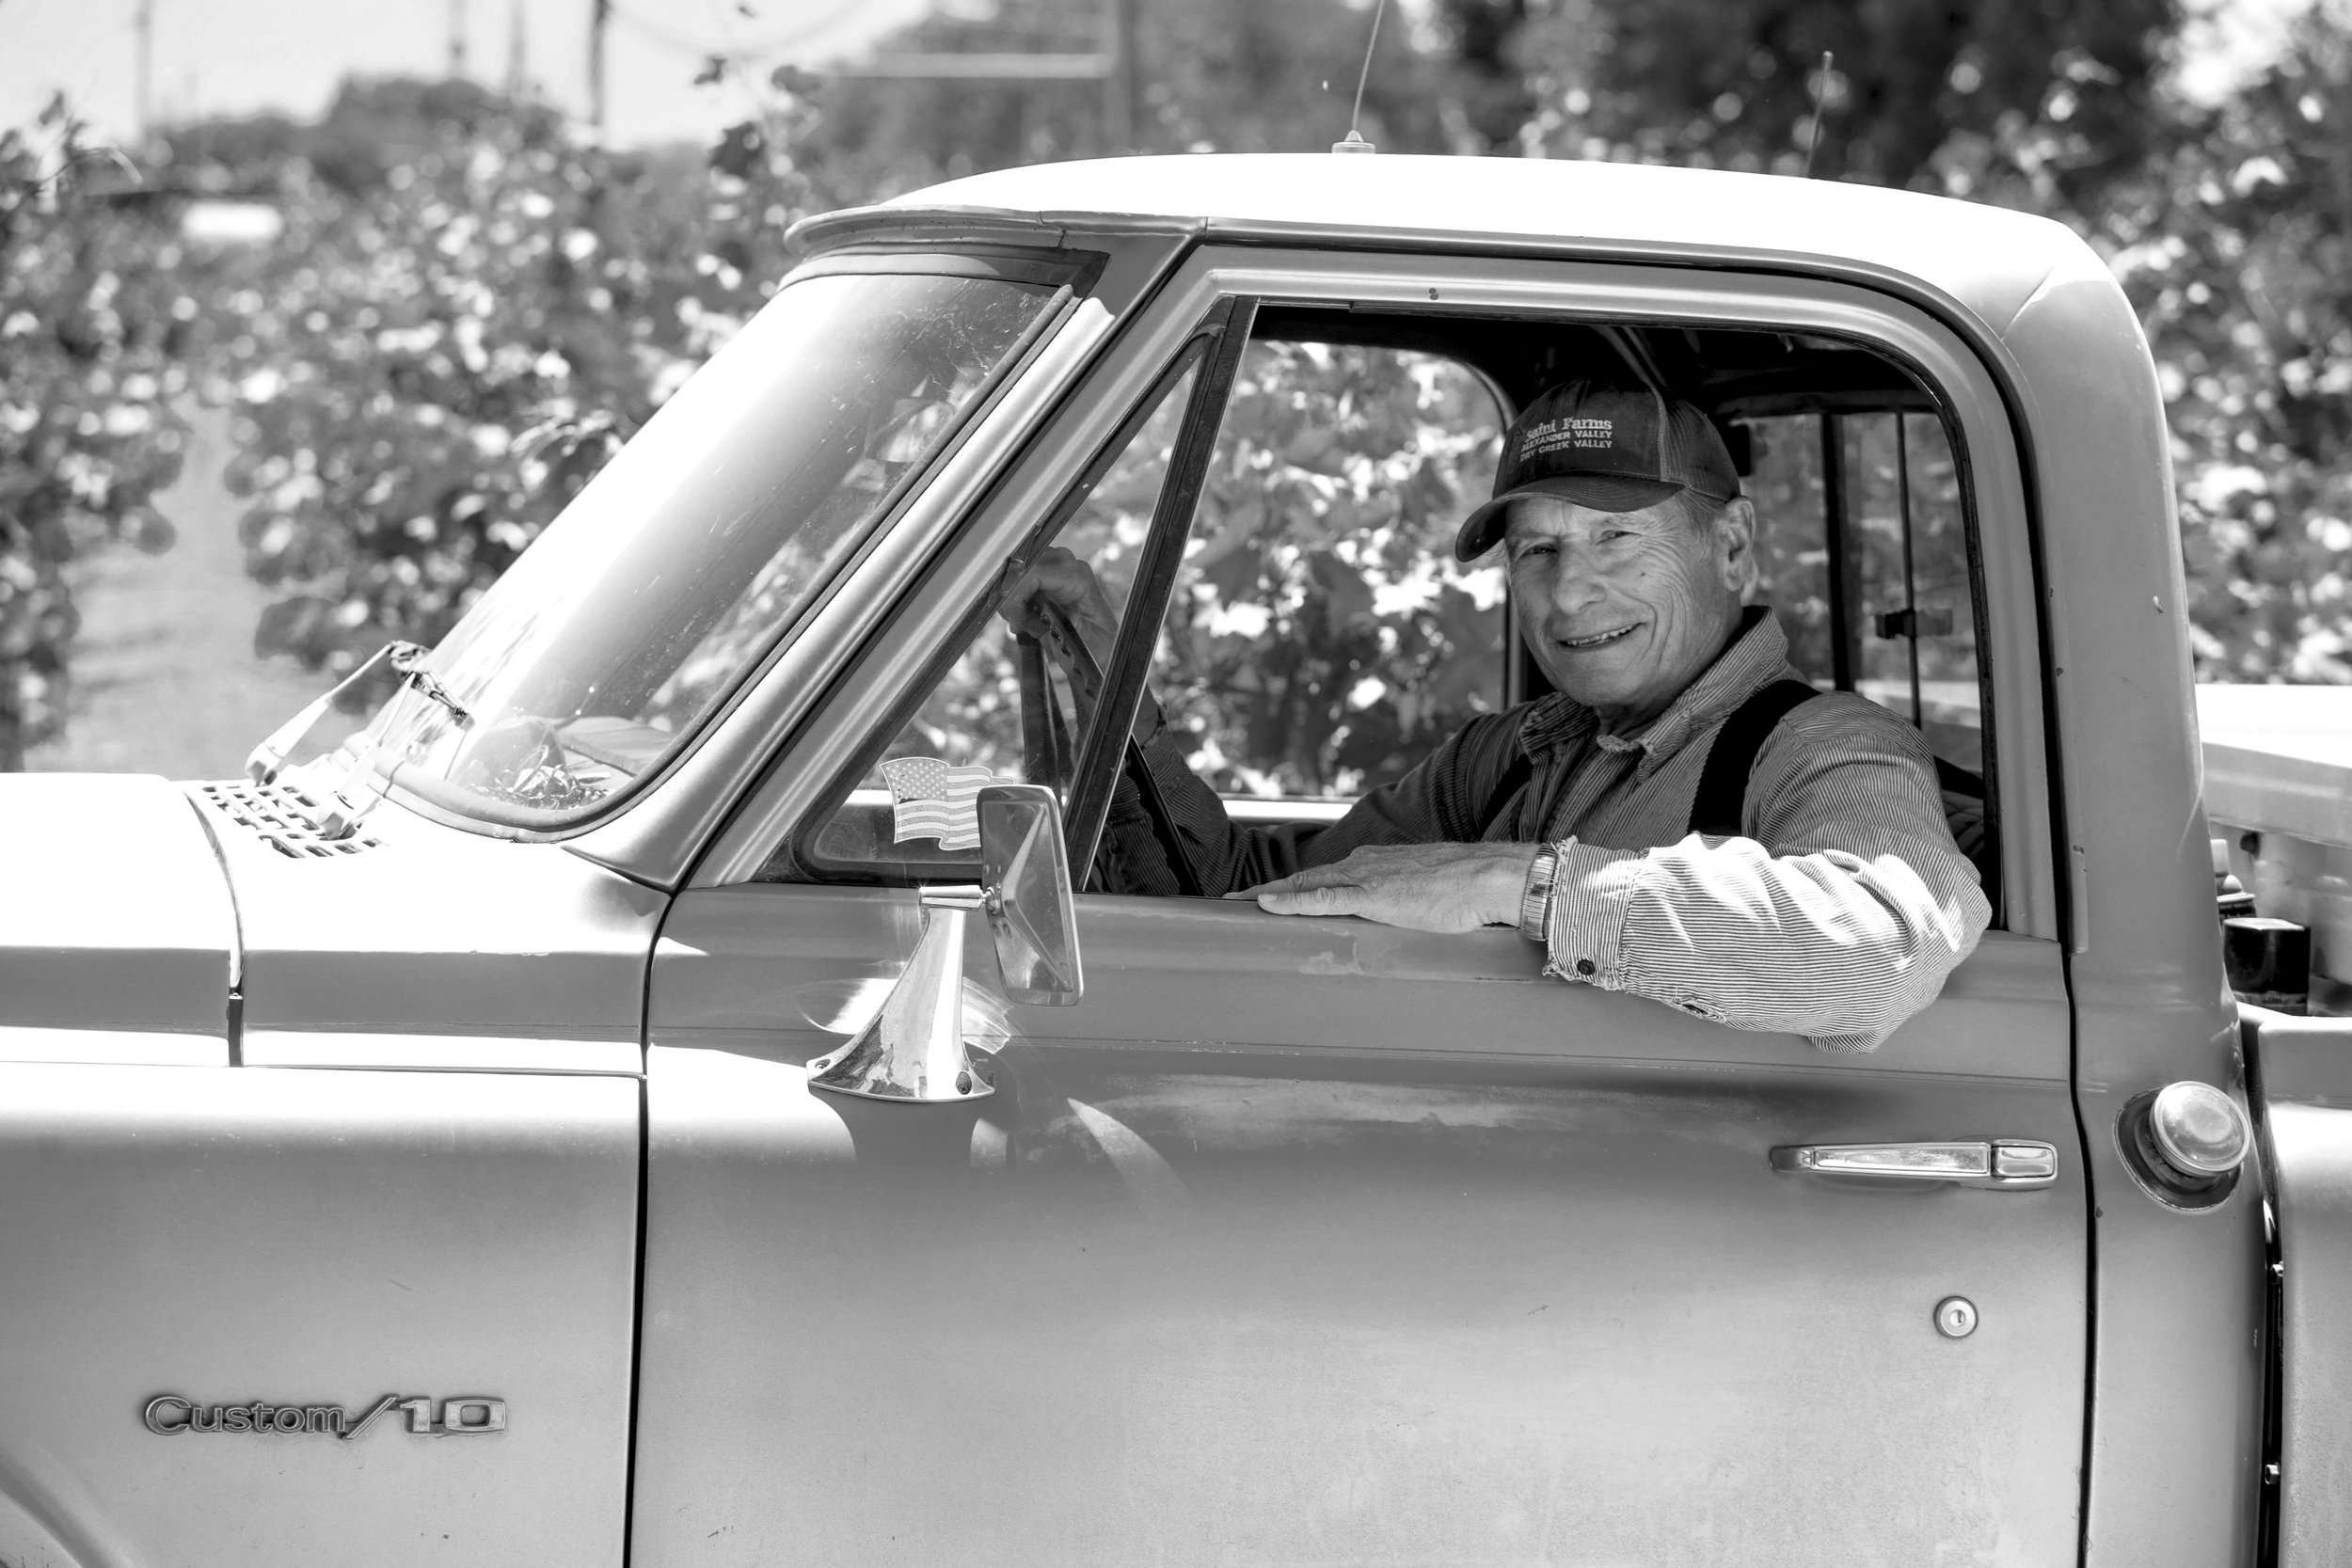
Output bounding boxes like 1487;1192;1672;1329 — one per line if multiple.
978;784;1082;1006
807;784;1083;1104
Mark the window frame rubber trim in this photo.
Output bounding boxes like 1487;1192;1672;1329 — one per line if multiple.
1059;294;1260;879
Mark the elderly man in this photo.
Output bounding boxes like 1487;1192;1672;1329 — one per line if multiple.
1011;377;1989;1053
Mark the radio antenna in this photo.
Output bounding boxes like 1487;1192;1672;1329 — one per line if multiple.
1801;50;1834;177
1332;0;1388;153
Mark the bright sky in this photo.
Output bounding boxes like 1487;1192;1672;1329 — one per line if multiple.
1;0;931;147
0;0;2325;149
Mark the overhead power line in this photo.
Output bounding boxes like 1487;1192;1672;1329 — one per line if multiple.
833;55;1110;80
606;0;1140;151
610;0;866;63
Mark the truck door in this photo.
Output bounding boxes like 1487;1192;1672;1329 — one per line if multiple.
632;264;2084;1564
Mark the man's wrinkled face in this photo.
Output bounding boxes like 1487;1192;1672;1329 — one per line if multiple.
1503;492;1755;729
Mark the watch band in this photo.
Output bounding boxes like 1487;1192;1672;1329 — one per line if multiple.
1518;843;1562;943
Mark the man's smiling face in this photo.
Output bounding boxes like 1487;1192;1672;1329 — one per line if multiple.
1503;491;1756;730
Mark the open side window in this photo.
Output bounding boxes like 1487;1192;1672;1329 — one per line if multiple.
1483;323;1996;912
771;302;2002;923
1145;339;1509;829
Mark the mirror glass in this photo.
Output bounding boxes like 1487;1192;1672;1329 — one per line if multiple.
977;784;1083;1006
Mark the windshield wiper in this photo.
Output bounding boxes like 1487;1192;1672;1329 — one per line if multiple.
245;641;472;837
392;647;472;726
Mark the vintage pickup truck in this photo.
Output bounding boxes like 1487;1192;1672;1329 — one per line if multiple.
2;151;2342;1567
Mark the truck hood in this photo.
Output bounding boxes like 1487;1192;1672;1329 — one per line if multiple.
0;774;235;1063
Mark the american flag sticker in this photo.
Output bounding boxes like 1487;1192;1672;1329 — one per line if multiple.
880;756;997;851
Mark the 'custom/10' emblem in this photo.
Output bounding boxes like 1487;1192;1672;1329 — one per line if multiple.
143;1394;506;1439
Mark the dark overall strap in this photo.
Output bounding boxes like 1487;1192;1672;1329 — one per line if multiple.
1479;739;1538;837
1688;678;1821;838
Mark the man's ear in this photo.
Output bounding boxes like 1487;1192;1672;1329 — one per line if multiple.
1713;497;1758;596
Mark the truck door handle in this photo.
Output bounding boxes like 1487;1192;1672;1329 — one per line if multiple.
1770;1140;2058;1190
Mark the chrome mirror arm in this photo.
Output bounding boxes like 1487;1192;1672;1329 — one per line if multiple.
806;784;1084;1106
806;885;997;1103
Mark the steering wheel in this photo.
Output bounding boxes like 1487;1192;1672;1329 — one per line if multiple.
1014;598;1205;896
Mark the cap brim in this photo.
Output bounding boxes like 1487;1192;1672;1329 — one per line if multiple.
1452;474;1686;562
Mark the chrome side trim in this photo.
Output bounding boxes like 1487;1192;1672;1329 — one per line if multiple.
1222;797;1351;828
0;1028;226;1068
241;1032;642;1075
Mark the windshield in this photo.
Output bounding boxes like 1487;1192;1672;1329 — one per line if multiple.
336;264;1063;825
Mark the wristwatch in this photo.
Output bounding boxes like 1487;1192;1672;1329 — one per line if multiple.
1518;843;1562;943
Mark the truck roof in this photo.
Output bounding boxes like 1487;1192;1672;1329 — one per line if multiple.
859;152;2090;344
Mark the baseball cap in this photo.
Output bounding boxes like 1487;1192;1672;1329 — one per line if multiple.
1454;377;1741;562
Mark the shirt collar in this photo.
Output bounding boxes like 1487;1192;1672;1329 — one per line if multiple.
1517;606;1793;773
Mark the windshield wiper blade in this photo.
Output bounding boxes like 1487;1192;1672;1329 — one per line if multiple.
244;640;469;787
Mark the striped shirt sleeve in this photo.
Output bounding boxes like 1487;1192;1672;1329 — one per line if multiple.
1540;694;1992;1053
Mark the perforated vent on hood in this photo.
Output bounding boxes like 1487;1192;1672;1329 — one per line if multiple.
196;781;381;859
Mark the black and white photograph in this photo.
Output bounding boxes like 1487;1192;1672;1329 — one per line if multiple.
1;0;2346;1561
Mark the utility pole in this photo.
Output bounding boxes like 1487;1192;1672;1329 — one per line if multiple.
589;0;612;141
134;0;154;140
1103;0;1137;151
505;0;530;98
448;0;469;78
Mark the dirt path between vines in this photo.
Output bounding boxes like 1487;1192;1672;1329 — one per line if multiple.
27;404;356;779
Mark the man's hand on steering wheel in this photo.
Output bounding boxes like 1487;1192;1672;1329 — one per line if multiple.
1001;546;1163;741
1000;544;1200;893
1003;546;1120;666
